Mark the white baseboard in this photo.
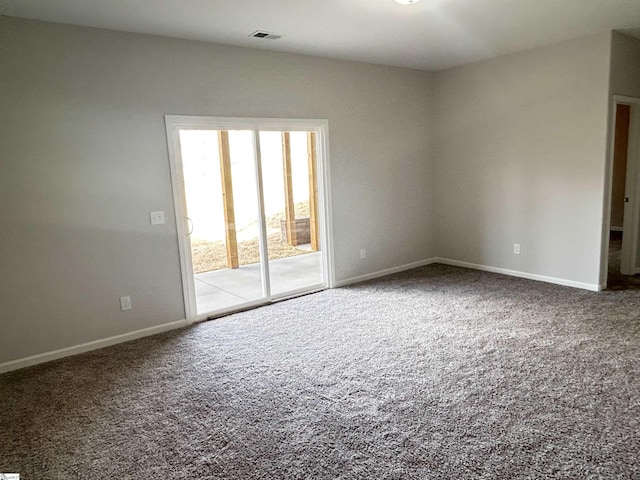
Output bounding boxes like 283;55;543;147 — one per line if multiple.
610;226;623;232
0;319;188;374
434;258;601;291
334;257;601;292
1;256;601;374
334;258;437;288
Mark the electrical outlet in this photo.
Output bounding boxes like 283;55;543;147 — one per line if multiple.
360;249;367;260
513;243;521;255
120;295;132;311
150;211;165;225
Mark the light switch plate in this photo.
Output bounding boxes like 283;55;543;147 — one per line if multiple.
150;211;165;225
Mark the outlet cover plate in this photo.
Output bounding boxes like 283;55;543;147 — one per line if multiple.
150;211;165;225
120;296;132;311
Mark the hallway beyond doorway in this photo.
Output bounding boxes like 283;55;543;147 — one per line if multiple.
607;230;640;290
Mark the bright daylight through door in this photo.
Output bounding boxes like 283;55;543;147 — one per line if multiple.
166;118;328;320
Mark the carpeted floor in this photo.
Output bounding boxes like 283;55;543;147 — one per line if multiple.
1;264;640;479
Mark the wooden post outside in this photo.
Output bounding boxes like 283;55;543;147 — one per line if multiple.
281;132;297;246
307;132;320;251
218;130;239;269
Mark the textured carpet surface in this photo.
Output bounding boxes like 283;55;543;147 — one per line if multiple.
1;264;640;479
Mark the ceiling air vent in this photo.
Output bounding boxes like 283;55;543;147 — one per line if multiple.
249;30;281;40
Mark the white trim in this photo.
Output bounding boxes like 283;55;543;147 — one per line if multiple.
613;95;640;105
600;97;617;288
252;129;272;301
165;123;198;322
0;319;188;374
334;258;437;287
335;257;600;291
610;226;624;232
164;115;328;132
435;258;601;291
317;123;336;288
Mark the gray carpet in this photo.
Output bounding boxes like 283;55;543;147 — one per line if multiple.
1;264;640;479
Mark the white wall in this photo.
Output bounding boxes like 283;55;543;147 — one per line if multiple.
0;17;434;364
432;33;612;288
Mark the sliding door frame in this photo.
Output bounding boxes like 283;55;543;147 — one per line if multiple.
165;115;334;323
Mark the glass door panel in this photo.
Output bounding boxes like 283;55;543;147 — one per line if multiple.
259;130;324;297
178;129;266;315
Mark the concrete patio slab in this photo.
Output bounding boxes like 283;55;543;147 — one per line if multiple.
195;251;323;315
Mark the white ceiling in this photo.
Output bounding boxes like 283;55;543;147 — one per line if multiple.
1;0;640;71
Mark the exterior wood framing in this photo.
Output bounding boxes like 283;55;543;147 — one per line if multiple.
307;132;320;251
218;130;239;269
281;132;297;246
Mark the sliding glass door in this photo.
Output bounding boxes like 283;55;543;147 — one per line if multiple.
178;129;268;315
258;131;323;297
165;117;330;321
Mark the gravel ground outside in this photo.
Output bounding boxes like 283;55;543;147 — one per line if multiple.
191;201;312;274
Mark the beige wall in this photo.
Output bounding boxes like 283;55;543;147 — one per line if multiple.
0;17;434;364
432;33;612;287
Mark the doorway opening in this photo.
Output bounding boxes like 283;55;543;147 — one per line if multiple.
165;116;333;321
605;98;640;290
